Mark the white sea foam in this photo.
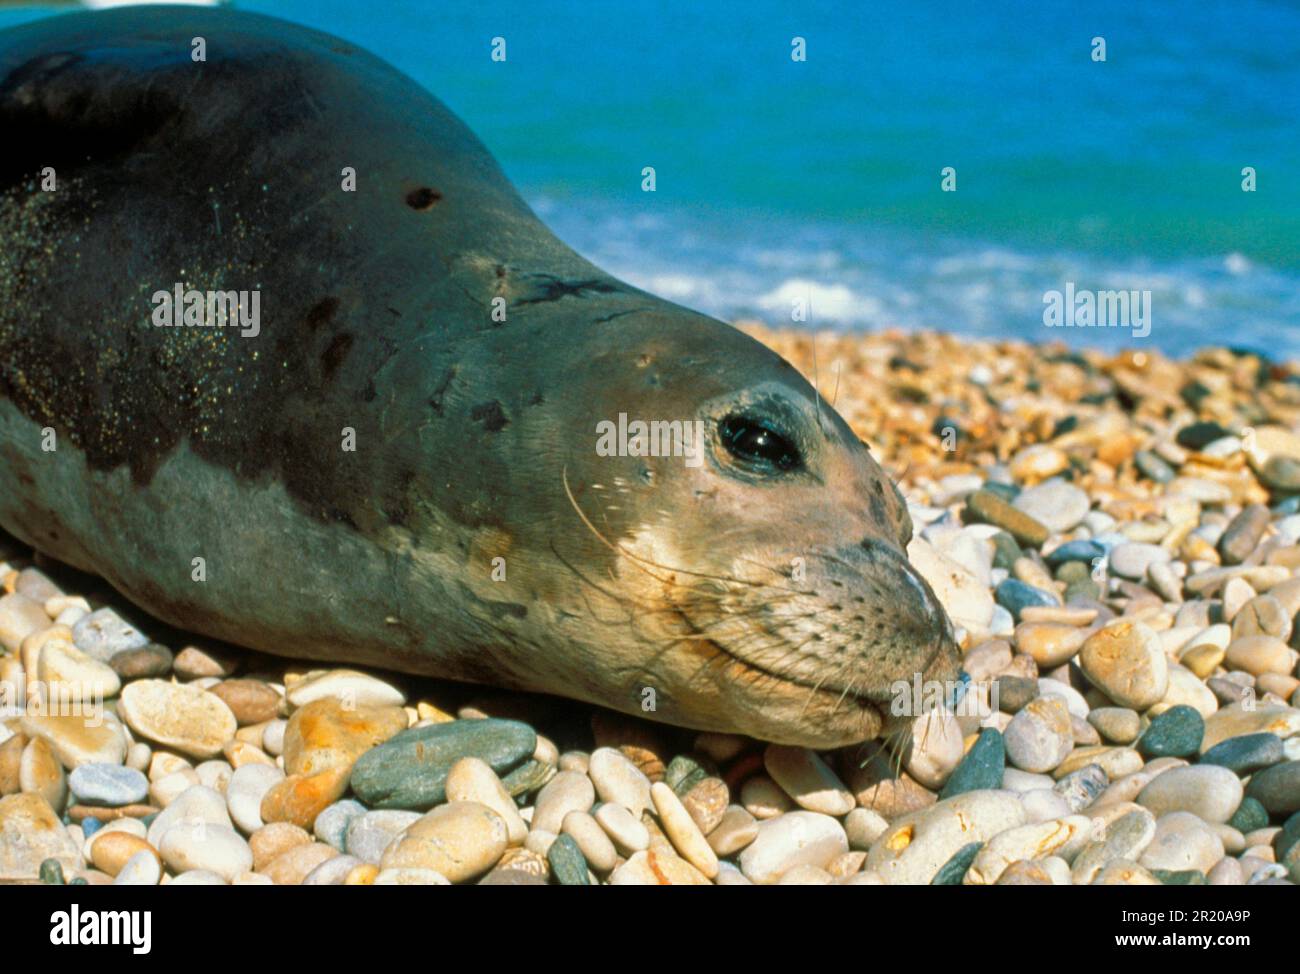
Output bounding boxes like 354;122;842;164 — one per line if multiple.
540;197;1300;356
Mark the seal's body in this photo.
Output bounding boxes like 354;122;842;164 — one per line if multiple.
0;8;957;745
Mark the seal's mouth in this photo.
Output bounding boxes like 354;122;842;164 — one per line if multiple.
684;623;878;711
666;593;959;747
658;543;961;746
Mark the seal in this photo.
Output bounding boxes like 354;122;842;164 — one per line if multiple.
0;7;958;746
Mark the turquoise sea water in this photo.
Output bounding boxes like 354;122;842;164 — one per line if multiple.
3;0;1298;355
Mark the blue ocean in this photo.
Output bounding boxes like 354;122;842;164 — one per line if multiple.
4;0;1298;356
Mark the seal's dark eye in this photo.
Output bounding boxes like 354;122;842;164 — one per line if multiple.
719;414;802;472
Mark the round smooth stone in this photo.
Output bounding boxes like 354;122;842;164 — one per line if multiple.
107;644;173;681
248;823;311;870
1004;696;1073;773
1201;704;1300;753
561;810;618;872
445;757;527;844
0;594;51;654
1079;622;1169;710
930;841;983;886
285;669;406;709
1052;764;1108;813
18;714;127;769
679;776;729;835
739;811;848;885
1012;479;1091;534
373;868;451;885
1137;705;1204;758
195;759;232;794
764;745;855;814
118;680;238;760
282;698;407;778
146;785;232;848
262;841;339;885
18;738;66;812
89;831;156;877
113;849;162;886
70;608;148;662
344;810;422;865
168;870;228;886
1137;766;1244;824
1231;595;1293;642
302;853;363;886
739;774;794;819
309;798;367;851
608;849;710;886
1201;733;1285;775
587;747;652;817
1071;809;1158;884
1135;451;1176;483
899;712;965;791
1219;504;1270;565
159;823;252;882
1228;796;1269;834
594;802;650;854
907;538;996;633
939;728;1004;799
651;781;718;878
966;490;1049;549
1245;760;1300;815
225;764;285;835
379;801;508;883
966;816;1092;885
546;833;591;886
349;719;536;810
1015;623;1086;669
1088;707;1140;744
1023;788;1073;824
1225;636;1298;677
209;679;282;726
866;791;1025;885
1045;540;1107;567
995;579;1059;621
150;770;200;808
1208;857;1245;886
1108;543;1171;581
262;720;287;756
37;640;121;702
1138;812;1225;874
531;771;596;834
706;804;759;856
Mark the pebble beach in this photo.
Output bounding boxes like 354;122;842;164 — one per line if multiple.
2;326;1300;887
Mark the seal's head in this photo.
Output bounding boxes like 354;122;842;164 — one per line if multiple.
535;307;961;747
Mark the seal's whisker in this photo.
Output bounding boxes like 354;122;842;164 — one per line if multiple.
834;678;858;712
811;333;829;437
885;726;912;780
798;672;831;719
563;467;812;596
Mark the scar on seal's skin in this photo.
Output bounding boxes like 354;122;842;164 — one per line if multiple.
405;186;441;210
516;275;621;306
427;367;457;416
321;332;353;378
304;296;340;330
470;400;509;433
